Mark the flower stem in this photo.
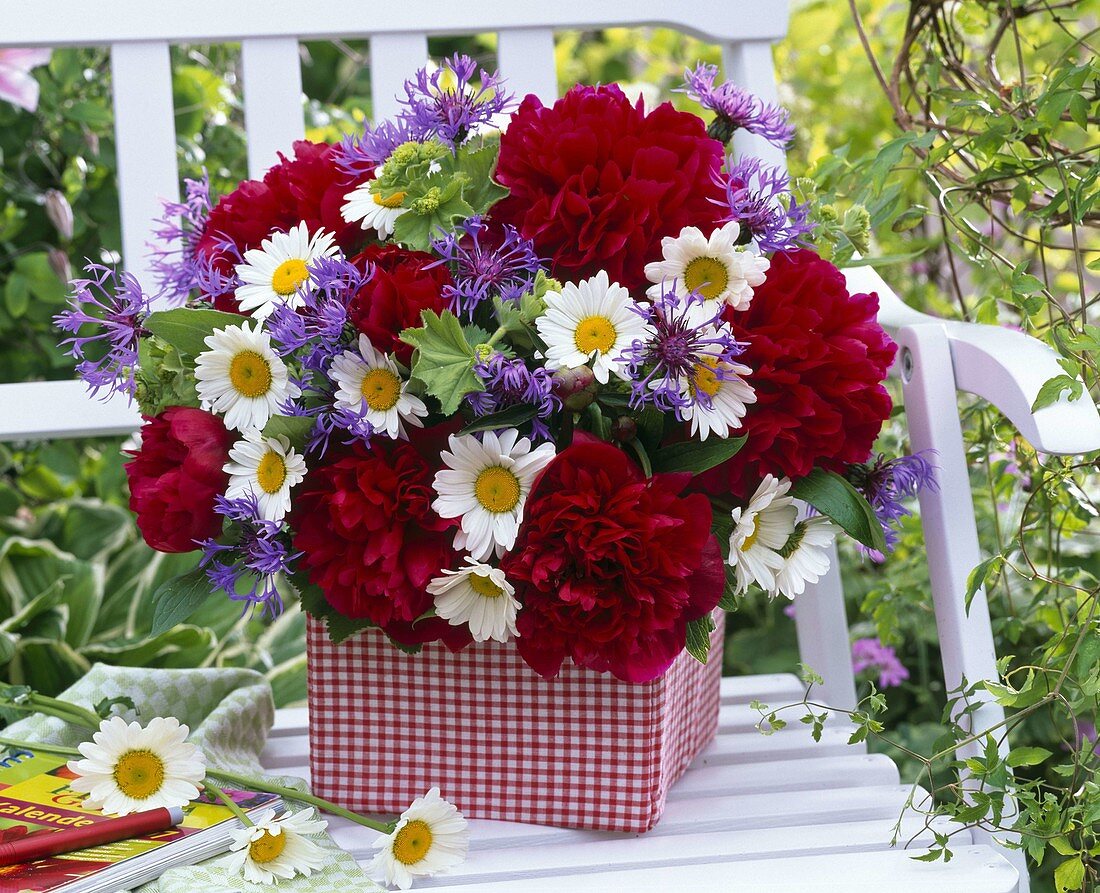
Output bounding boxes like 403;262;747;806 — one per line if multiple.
0;692;101;732
0;736;81;758
204;781;253;826
205;768;396;834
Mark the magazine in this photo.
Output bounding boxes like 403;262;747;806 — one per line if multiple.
0;744;281;893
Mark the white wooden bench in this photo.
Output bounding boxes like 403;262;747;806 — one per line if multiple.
5;2;1100;889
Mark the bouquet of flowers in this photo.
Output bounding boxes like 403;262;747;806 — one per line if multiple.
56;57;921;686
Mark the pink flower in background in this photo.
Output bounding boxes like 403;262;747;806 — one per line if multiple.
851;637;910;688
0;48;51;112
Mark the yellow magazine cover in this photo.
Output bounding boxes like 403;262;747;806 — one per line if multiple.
0;745;277;893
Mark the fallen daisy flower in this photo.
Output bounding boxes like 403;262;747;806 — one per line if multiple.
67;716;206;817
370;787;469;890
225;807;329;885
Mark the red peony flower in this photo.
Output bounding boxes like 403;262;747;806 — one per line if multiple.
503;437;724;683
195;140;364;312
492;85;726;292
347;244;452;365
291;438;460;632
126;407;233;553
697;250;896;498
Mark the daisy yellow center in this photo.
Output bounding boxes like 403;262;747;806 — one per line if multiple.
693;360;723;398
393;819;434;866
248;829;287;865
373;191;407;209
361;367;402;411
256;450;287;494
469;572;505;598
574;315;617;354
113;750;165;801
271;258;310;296
474;466;521;514
684;256;730;301
229;351;273;398
740;517;760;552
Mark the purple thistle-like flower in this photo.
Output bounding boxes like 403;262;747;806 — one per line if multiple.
714;156;814;254
280;373;375;458
431;216;542;317
467;353;560;441
851;637;910;689
399;54;515;147
199;493;301;618
54;263;150;400
148;174;214;304
621;289;747;416
334;119;415;182
848;451;938;561
680;64;795;148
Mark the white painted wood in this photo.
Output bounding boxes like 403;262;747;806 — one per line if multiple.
496;28;558;102
419;847;1017;892
0;380;139;440
720;672;804;704
109;40;179;296
370;33;429;121
721;40;787;169
241;37;306;178
0;2;792;45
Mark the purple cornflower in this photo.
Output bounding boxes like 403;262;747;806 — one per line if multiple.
268;255;366;371
54;263;150;400
714;156;814;254
621;289;746;415
334;119;415;182
199;493;301;618
848;451;938;560
399;54;515;147
467;353;560;441
281;374;375;458
431;216;542;317
680;63;794;148
851;637;910;689
148;174;213;304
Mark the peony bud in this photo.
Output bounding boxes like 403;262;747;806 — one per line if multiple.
551;366;598;411
47;247;72;283
611;416;637;442
43;189;74;241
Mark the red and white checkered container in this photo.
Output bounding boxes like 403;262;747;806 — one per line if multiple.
306;612;724;832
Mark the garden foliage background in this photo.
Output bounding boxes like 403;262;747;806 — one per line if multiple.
0;1;1098;888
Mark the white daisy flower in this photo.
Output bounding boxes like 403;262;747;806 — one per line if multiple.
67;716;206;817
644;222;770;323
224;432;307;523
682;357;757;441
427;558;520;643
234;222;338;320
370;787;469;890
535;271;648;384
342;184;409;239
771;516;837;600
194;322;300;433
728;474;799;595
432;429;556;561
225;807;328;885
330;334;427;440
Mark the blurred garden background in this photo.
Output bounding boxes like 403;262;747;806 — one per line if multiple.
0;1;1098;888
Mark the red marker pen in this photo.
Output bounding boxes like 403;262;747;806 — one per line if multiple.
0;805;184;866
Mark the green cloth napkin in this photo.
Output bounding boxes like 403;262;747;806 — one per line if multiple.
5;663;383;892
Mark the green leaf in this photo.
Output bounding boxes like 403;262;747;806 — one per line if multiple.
1054;856;1085;892
4;275;29;317
454;138;509;214
291;571;376;645
965;555;1004;610
150;567;212;635
400;310;484;415
460;404;538;435
685;614;716;664
144;308;245;357
790;469;887;552
1006;746;1051;768
95;695;137;719
651;435;746;475
1032;374;1083;412
262;414;314;451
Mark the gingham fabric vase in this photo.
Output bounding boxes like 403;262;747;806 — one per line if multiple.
306;612;724;833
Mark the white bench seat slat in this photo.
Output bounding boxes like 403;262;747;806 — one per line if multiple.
419;846;1018;893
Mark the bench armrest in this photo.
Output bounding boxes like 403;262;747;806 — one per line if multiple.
845;264;1100;456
